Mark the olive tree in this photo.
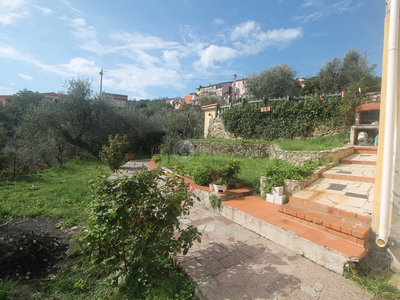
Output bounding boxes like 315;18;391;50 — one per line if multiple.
245;63;301;99
318;48;375;94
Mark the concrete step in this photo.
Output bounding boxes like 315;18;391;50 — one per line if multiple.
220;196;367;275
340;153;377;165
292;178;374;217
319;163;375;183
278;203;370;246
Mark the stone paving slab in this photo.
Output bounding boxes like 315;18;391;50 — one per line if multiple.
176;201;373;300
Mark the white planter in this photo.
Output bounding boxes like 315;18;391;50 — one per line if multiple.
209;184;214;191
214;184;227;193
272;186;284;196
266;193;274;203
274;195;287;205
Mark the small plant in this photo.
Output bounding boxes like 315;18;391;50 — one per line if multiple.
344;264;400;300
99;134;129;172
0;277;17;300
263;159;323;194
209;195;221;209
153;155;162;164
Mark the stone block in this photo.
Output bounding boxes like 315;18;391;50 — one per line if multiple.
274;195;287;205
266;194;274;203
272;186;284;196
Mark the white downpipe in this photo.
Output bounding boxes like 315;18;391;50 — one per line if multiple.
376;0;400;247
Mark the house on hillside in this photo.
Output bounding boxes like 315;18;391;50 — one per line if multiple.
0;95;12;108
196;78;247;105
104;93;128;108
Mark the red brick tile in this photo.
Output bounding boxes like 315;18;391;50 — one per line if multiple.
347;235;358;243
356;214;371;225
362;177;375;183
297;212;305;219
289;197;303;206
330;222;342;232
341;225;354;235
337;209;357;222
303;200;319;210
313;217;323;225
305;215;313;222
277;207;284;212
326;239;366;259
320;173;332;179
347;175;362;181
290;210;297;217
352;226;370;239
327;228;348;239
283;207;291;214
334;174;348;180
298;229;337;247
318;204;337;215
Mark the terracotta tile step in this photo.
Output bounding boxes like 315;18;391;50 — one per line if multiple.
289;194;372;225
278;203;371;246
223;197;367;260
353;146;377;154
339;159;376;165
320;172;375;183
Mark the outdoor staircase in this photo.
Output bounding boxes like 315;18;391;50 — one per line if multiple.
219;146;377;274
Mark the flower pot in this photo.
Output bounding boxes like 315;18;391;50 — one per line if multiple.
125;153;135;160
209;184;214;191
214;184;227;193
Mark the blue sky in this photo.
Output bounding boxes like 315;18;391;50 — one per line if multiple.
0;0;384;100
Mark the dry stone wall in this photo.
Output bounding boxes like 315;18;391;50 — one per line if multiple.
191;141;354;165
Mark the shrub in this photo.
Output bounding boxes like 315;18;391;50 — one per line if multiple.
193;165;213;185
263;159;323;194
81;169;201;286
99;134;129;172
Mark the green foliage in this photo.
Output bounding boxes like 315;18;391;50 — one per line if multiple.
152;155;162;164
100;134;129;172
221;98;344;140
0;277;17;300
276;132;350;151
263;159;323;194
245;63;301;99
344;264;400;300
209;195;221;209
81;169;201;282
0;158;107;226
193;165;214;185
318;48;376;94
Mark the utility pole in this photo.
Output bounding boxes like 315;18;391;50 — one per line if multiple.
232;74;237;103
99;69;103;94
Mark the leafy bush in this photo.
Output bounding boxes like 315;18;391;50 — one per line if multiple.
99;134;129;172
193;165;214;185
263;159;324;193
81;169;201;291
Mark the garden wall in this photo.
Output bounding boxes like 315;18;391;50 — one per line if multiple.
191;141;354;165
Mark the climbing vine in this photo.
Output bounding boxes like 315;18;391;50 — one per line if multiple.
221;96;350;140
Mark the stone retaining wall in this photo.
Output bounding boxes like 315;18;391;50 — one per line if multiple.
191;141;354;165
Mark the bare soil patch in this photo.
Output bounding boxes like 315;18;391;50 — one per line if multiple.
0;217;78;297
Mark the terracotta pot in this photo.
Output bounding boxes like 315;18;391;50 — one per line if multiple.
125;153;135;160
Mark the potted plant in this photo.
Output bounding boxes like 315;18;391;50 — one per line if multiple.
214;177;227;193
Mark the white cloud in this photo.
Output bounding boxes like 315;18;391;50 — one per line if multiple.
0;0;29;26
213;18;224;25
195;45;237;69
295;0;364;23
60;57;98;75
59;16;105;53
230;21;258;41
229;21;303;56
163;50;181;69
34;5;53;15
19;74;33;80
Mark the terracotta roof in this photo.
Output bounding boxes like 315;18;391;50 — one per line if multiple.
201;103;218;109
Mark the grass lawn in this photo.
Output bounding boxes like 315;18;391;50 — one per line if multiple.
190;131;350;151
0;158;109;228
0;158;197;300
